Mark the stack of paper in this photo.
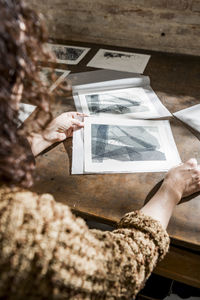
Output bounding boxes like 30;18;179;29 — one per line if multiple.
72;74;181;174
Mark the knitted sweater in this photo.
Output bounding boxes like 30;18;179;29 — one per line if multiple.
0;186;169;300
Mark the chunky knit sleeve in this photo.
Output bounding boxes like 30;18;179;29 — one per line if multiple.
0;187;169;300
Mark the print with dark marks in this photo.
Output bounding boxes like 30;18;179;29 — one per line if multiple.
91;124;166;163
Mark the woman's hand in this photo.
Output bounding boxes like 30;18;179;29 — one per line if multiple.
162;158;200;202
43;112;85;143
28;112;86;156
141;158;200;229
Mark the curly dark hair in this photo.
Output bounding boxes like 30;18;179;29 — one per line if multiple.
0;0;56;187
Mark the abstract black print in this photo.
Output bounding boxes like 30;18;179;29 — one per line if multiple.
91;124;166;163
74;79;172;120
104;52;132;59
85;92;149;115
53;46;84;61
46;44;90;64
79;118;181;174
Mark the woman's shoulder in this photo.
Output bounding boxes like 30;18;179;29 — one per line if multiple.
0;184;53;202
0;184;71;215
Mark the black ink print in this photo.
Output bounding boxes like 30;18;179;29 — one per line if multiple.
91;125;166;163
66;48;84;61
86;93;149;115
104;52;132;59
53;46;84;61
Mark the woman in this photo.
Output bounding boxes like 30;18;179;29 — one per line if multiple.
0;1;200;299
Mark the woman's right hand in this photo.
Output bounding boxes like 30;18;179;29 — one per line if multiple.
141;158;200;229
162;158;200;204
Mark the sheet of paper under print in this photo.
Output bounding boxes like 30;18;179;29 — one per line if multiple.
174;104;200;133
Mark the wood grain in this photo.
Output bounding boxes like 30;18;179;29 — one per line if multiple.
27;0;200;56
155;246;200;288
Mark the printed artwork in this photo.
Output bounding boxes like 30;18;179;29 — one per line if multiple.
46;43;90;64
87;49;150;74
104;52;133;60
91;124;166;163
54;47;84;61
78;87;158;119
86;93;148;115
83;118;181;173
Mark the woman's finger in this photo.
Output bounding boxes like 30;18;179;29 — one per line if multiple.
68;112;88;118
66;125;81;137
72;125;83;133
77;112;88;117
57;132;67;141
187;158;198;168
71;118;84;127
66;128;73;138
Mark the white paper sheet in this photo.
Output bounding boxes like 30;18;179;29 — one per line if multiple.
72;128;84;174
174;104;200;133
46;43;90;65
87;49;150;74
72;118;181;174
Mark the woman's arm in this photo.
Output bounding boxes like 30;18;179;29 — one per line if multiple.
0;188;168;299
141;158;200;229
0;160;199;299
27;112;85;156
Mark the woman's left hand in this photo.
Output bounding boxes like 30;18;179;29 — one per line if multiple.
43;112;85;142
28;112;86;156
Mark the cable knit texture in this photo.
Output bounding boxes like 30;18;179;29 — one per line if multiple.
0;186;170;300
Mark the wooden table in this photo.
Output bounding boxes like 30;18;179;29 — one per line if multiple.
32;41;200;288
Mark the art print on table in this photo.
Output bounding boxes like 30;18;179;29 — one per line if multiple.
91;124;166;163
46;43;90;65
78;87;159;119
87;49;150;74
84;118;181;173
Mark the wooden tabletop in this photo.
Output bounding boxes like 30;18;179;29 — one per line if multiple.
31;41;200;251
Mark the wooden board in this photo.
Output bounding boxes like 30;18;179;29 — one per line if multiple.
155;246;200;288
28;0;200;56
